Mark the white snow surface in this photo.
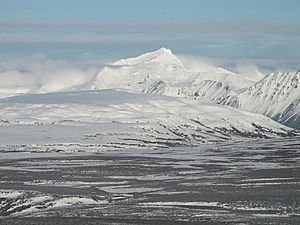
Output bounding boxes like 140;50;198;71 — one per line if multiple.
0;189;106;216
91;48;255;100
0;89;284;130
0;89;294;147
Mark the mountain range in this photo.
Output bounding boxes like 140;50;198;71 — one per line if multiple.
91;48;300;129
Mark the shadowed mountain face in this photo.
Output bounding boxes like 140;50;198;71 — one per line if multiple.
90;48;300;129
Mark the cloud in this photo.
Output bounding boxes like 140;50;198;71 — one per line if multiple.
178;52;300;77
232;63;265;81
0;17;299;98
1;20;298;71
0;55;104;98
177;55;219;73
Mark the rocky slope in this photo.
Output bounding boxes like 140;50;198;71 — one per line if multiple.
220;71;300;128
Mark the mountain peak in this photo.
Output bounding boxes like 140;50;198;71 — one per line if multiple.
113;47;184;67
156;47;173;54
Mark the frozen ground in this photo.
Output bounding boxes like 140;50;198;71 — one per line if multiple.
0;138;299;224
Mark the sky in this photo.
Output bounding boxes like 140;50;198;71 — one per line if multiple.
0;0;300;72
1;0;300;21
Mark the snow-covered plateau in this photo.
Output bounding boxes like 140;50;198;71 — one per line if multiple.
0;89;297;148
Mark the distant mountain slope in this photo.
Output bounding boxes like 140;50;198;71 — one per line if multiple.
220;71;300;129
0;90;296;147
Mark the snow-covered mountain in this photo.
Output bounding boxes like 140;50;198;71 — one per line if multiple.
91;48;300;129
91;48;255;103
219;71;300;128
0;90;296;148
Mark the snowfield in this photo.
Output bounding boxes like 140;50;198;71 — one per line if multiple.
0;89;297;148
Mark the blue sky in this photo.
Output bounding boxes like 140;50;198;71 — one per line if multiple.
1;0;300;21
0;0;299;71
